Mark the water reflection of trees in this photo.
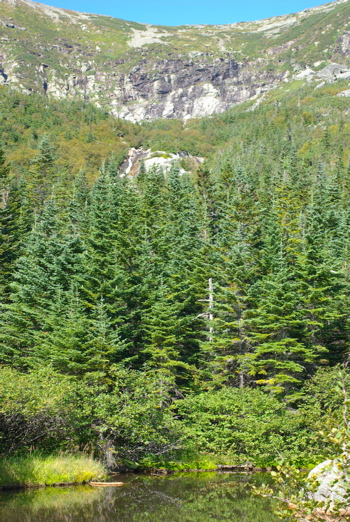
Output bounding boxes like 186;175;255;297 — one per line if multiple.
0;485;103;522
0;473;280;522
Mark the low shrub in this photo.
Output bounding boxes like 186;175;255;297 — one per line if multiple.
176;387;313;467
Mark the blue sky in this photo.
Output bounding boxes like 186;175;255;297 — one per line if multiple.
39;0;330;25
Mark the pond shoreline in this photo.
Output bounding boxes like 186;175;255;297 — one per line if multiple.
0;465;287;490
0;471;281;521
0;454;106;491
147;465;274;475
0;481;87;491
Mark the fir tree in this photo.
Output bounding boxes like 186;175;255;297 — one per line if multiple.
29;135;57;208
142;284;194;386
0;180;32;300
0;200;85;367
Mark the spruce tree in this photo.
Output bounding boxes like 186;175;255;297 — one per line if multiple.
142;284;194;387
0;200;85;367
0;180;32;300
34;291;125;374
29;135;57;209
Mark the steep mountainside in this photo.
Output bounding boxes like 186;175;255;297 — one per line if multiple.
0;0;349;121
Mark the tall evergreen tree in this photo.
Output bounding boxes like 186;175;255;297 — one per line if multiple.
0;180;32;300
29;135;57;209
0;200;85;367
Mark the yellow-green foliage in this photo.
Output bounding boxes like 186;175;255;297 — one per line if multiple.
139;453;219;471
0;90;138;181
0;454;106;487
0;485;102;519
0;367;81;453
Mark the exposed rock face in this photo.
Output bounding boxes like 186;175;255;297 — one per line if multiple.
336;31;350;56
111;57;285;122
317;63;350;80
337;88;350;96
120;148;204;176
0;0;349;121
308;457;350;505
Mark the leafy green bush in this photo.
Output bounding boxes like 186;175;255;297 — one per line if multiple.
0;367;81;454
176;388;313;466
0;366;185;466
85;368;185;465
255;371;350;521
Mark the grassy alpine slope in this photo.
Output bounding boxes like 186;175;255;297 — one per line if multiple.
0;0;349;72
0;0;349;119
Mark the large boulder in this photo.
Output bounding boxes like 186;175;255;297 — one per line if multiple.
317;63;350;80
337;89;350;97
308;457;350;505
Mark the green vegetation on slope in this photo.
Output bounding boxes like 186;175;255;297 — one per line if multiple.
0;0;349;113
0;88;137;180
0;74;350;472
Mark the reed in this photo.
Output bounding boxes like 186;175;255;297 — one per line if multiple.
0;454;107;488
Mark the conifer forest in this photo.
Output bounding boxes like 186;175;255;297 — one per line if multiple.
0;76;350;472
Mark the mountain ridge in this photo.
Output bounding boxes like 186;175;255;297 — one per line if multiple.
0;0;349;120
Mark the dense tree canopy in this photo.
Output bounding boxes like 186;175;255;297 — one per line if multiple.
0;81;349;467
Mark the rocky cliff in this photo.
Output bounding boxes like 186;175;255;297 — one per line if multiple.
0;0;349;121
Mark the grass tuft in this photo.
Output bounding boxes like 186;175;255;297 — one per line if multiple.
0;454;107;488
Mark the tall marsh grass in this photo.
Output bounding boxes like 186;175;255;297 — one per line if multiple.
0;454;107;487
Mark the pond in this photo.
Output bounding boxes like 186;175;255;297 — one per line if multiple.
0;472;283;521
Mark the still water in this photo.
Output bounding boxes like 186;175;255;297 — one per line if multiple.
0;472;283;522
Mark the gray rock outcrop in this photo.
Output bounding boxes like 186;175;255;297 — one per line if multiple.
119;147;204;176
337;88;350;97
317;63;350;80
308;457;350;505
109;57;284;122
0;0;349;122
